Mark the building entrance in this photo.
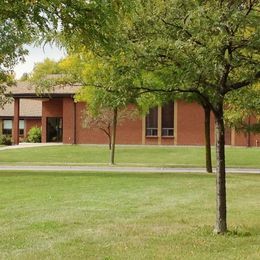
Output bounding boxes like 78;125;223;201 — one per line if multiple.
47;117;63;142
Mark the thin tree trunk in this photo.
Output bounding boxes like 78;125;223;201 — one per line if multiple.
203;104;213;173
110;107;118;165
108;135;112;150
214;106;227;234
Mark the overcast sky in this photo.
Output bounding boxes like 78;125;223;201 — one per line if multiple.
14;44;66;79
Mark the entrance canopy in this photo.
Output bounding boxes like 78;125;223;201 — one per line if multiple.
6;81;81;145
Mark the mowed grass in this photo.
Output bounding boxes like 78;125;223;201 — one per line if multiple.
0;145;260;167
0;171;259;259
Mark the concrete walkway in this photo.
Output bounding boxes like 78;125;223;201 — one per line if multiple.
0;165;260;174
0;143;259;174
0;142;63;151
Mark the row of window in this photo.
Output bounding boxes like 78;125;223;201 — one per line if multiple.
146;103;174;137
2;120;25;135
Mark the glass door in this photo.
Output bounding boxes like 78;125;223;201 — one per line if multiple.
47;117;62;142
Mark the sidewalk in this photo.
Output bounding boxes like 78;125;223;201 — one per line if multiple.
0;143;63;151
0;165;260;174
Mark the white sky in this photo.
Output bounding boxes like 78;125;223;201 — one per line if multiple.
14;44;67;79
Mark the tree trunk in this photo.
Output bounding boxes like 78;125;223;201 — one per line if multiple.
110;107;118;165
203;104;213;173
108;135;112;150
214;106;227;234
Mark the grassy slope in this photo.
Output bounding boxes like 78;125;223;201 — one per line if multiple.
0;171;259;259
0;145;260;167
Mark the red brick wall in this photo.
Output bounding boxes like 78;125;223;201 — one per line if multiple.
42;99;63;143
63;98;76;144
161;137;175;145
75;102;142;145
233;116;260;147
176;101;215;145
40;97;259;147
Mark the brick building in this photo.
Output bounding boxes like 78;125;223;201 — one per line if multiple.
1;82;259;147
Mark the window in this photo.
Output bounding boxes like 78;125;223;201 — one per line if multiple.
146;107;158;136
3;120;12;135
2;119;25;136
19;120;25;136
162;103;174;136
145;103;174;137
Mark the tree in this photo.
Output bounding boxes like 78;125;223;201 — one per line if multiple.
0;4;29;106
0;1;59;105
81;107;137;150
75;86;137;165
125;0;260;233
33;0;259;233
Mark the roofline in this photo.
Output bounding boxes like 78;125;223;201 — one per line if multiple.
0;116;42;119
9;93;75;98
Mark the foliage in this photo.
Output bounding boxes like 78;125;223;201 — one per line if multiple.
118;0;260;233
225;84;260;131
26;127;41;143
19;73;29;82
0;1;59;105
0;135;12;146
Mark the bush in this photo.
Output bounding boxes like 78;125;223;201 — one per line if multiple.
26;127;41;143
0;135;12;145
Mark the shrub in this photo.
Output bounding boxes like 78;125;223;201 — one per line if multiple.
0;135;12;145
27;127;41;143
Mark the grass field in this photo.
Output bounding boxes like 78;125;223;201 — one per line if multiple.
0;170;259;259
0;145;260;168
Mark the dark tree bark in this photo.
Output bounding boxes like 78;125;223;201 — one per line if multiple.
214;104;227;234
203;104;213;173
110;107;118;165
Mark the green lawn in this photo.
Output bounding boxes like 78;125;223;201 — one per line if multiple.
0;145;260;167
0;171;259;259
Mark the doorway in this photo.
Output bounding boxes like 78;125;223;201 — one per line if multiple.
47;117;63;142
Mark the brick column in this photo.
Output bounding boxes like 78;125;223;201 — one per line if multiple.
13;98;20;145
63;98;76;144
174;102;178;145
158;106;162;145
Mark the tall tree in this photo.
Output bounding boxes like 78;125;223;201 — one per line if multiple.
126;0;260;233
36;0;259;233
66;52;138;165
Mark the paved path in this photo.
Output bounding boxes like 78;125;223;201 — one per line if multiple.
0;143;259;174
0;165;260;174
0;143;63;151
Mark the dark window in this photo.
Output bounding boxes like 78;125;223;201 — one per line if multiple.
162;103;174;136
47;117;63;142
146;107;158;136
3;120;12;135
19;120;25;136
